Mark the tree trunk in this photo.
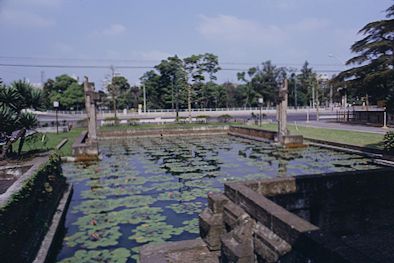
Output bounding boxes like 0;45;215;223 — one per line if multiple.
0;129;25;160
17;129;26;158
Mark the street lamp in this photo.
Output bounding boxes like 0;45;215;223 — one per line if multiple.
258;98;264;126
53;101;59;134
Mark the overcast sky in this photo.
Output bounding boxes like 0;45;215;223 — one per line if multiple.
0;0;392;88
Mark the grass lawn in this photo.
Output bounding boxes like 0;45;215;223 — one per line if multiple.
14;128;84;157
246;123;385;150
99;122;236;131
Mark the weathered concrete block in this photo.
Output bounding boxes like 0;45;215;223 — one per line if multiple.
208;192;229;214
221;233;255;263
223;201;249;231
221;212;256;262
282;135;304;148
199;208;225;251
253;223;291;263
140;238;219;263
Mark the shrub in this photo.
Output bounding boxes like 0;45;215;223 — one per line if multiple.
383;131;394;154
218;114;232;123
128;118;140;125
196;115;210;119
104;116;119;122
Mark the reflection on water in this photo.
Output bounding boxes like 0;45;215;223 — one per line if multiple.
56;136;380;262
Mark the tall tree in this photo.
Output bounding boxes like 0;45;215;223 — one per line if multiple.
334;3;394;109
237;61;287;107
43;75;83;110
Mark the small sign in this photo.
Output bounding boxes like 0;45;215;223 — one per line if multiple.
53;101;59;108
258;98;264;104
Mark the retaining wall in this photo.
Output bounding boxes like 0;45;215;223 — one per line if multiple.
0;154;66;263
98;126;229;139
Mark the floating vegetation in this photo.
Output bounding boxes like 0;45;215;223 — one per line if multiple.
129;221;183;244
73;195;155;214
182;218;200;234
65;226;122;249
57;136;382;263
167;202;203;215
58;248;131;263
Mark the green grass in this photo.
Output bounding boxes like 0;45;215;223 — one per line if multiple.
14;128;84;157
245;123;385;150
99;122;236;131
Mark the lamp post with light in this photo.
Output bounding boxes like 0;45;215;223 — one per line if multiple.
53;101;59;134
258;98;264;126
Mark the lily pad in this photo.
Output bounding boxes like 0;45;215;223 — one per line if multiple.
129;221;183;244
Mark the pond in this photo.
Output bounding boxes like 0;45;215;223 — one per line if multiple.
55;135;381;263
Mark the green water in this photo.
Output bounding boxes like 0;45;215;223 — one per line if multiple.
55;136;380;262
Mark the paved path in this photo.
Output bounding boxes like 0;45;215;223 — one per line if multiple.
293;121;393;134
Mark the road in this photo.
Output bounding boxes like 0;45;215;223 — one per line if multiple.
36;109;337;123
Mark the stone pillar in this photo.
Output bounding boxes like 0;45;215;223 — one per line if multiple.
278;79;288;144
83;77;97;142
199;192;228;251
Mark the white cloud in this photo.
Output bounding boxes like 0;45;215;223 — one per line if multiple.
197;14;286;46
140;50;172;61
197;14;331;47
92;24;127;37
0;9;55;28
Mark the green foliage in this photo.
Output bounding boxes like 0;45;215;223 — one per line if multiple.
0;80;45;158
383;131;394;154
129;221;183;244
43;75;84;110
58;248;131;263
0;154;65;262
334;3;394;107
218;114;232;123
104;116;120;121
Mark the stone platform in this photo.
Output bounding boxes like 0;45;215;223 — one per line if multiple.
140;239;219;263
141;166;394;263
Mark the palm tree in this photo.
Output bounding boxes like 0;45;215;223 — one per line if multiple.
0;80;44;159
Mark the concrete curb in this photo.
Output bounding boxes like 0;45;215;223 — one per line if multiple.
33;184;73;263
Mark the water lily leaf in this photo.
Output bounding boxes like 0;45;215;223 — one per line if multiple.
129;221;183;244
58;248;131;263
64;226;121;249
166;202;203;215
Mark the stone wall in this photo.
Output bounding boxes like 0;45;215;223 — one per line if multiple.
228;126;276;141
0;154;67;263
199;167;394;263
98;126;229;139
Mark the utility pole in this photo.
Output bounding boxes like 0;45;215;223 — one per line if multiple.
294;77;297;109
40;71;45;85
109;65;117;120
143;84;147;113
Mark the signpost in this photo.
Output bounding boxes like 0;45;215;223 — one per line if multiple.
53;101;59;134
258;98;264;126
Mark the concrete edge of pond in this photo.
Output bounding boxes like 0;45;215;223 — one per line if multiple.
33;183;73;263
97;126;229;140
0;156;48;207
228;126;394;164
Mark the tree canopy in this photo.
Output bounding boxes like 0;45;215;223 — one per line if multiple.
334;3;394;109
